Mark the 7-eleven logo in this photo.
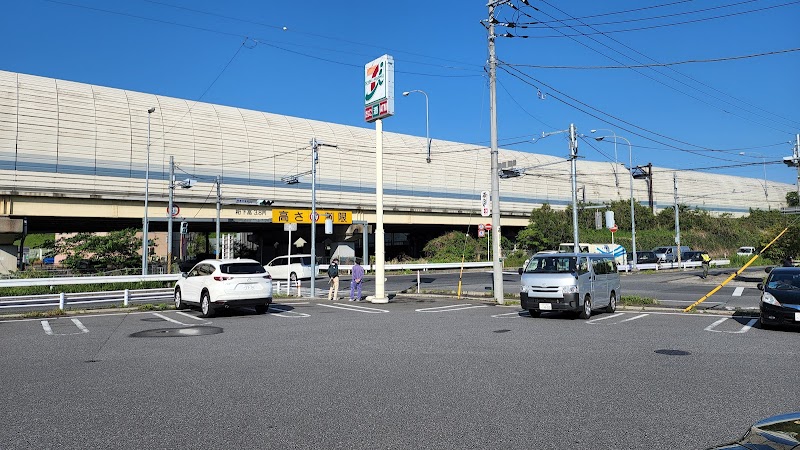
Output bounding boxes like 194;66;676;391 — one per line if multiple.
364;61;384;102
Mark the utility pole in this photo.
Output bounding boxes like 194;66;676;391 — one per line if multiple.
309;138;338;298
796;134;800;197
167;156;174;273
674;173;681;267
215;176;221;259
570;124;579;253
487;0;505;304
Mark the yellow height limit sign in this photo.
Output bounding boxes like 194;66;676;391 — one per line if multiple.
684;226;789;312
272;209;352;225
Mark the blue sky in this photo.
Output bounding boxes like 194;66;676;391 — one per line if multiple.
3;0;799;188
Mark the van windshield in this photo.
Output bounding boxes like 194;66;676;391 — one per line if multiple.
524;256;577;274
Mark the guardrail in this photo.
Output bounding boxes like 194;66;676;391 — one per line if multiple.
0;288;175;310
619;259;730;272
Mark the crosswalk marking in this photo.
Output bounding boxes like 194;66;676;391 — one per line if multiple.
732;287;744;297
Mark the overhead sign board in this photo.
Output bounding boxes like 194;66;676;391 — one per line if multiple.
364;54;394;123
272;209;352;225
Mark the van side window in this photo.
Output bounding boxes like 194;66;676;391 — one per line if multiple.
578;258;588;275
606;259;617;273
592;259;607;275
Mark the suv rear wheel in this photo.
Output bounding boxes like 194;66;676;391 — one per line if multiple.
200;291;215;318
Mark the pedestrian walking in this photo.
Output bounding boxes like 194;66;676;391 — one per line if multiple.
700;252;711;279
350;258;365;301
327;258;340;301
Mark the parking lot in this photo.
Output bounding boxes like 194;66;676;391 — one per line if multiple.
2;297;797;449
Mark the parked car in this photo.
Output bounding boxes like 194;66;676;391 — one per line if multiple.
174;258;273;318
736;246;756;257
709;411;800;449
652;246;691;263
264;254;319;282
519;253;621;320
681;251;709;262
634;251;659;264
757;266;800;328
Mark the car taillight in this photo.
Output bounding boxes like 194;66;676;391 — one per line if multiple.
213;276;232;281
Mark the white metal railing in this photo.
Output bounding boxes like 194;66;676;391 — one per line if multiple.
0;288;175;310
619;259;730;273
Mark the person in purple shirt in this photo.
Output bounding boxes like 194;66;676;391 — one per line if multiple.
350;258;365;301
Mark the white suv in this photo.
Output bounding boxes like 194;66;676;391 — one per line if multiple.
264;254;319;282
174;259;273;317
737;246;756;257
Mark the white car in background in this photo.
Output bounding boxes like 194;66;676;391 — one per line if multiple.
737;246;756;257
264;254;319;282
174;258;273;318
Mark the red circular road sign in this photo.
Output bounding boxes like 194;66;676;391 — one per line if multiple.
484;223;493;231
168;205;180;217
610;224;618;233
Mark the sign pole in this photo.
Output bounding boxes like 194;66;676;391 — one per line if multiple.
373;118;388;303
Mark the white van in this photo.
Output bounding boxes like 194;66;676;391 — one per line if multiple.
518;253;621;320
264;254;319;282
558;242;627;265
737;246;756;257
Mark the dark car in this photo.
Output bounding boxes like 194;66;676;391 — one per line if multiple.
682;251;708;262
709;411;800;449
758;267;800;328
635;251;659;264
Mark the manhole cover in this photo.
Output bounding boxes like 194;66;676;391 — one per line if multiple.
130;326;223;338
654;349;691;356
493;329;511;334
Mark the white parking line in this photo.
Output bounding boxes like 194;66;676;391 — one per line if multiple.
491;310;527;318
416;304;489;313
152;312;188;325
175;311;206;321
586;313;626;324
705;317;758;334
40;319;89;335
617;313;649;323
319;303;389;314
269;305;311;318
732;287;744;297
71;318;89;333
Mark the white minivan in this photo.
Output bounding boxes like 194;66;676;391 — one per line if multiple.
264;254;319;282
518;253;621;320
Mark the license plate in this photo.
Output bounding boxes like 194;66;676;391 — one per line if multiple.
795;312;800;322
239;284;257;291
539;303;552;311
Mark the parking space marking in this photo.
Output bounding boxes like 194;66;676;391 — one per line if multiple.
40;318;90;336
491;310;527;318
732;287;744;297
415;304;489;313
175;311;206;321
704;317;758;334
617;313;649;323
319;303;389;314
586;313;626;324
152;313;190;325
269;305;311;318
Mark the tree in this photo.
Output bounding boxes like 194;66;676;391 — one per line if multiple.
43;229;141;272
423;231;478;262
787;191;799;207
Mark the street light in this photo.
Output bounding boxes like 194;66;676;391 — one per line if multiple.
591;128;619;190
143;107;155;275
594;132;637;270
402;90;431;163
738;152;769;202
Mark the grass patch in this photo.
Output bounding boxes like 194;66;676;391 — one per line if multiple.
19;308;67;319
620;295;658;306
136;303;173;311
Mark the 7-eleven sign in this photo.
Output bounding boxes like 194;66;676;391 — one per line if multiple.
364;54;394;123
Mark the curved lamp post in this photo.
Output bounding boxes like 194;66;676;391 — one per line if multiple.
143;107;156;275
593;132;637;270
402;90;431;163
738;151;769;202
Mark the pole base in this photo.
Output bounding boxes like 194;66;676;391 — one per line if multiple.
366;296;389;304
